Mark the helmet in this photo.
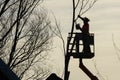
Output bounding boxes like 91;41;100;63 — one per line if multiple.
83;17;90;22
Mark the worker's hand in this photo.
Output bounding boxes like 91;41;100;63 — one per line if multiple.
76;24;80;29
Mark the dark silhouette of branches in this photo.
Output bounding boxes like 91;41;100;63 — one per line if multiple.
50;15;66;55
0;0;41;42
0;0;54;80
0;0;10;17
48;15;65;79
78;0;97;16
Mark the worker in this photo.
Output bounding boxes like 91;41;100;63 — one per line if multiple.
76;15;91;53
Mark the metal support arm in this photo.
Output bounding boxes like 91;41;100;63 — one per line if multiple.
79;59;98;80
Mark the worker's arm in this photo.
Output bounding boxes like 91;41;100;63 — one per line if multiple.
78;15;84;21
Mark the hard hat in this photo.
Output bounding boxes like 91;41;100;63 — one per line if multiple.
83;17;90;22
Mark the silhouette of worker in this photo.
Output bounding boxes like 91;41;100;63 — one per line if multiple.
46;73;63;80
76;15;91;53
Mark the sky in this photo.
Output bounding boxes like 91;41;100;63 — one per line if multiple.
43;0;120;80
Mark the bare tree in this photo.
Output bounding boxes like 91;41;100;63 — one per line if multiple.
0;0;54;80
49;17;65;79
51;0;100;80
71;0;97;35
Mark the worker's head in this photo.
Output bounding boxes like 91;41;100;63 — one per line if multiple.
83;17;90;22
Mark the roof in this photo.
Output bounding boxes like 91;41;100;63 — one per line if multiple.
0;58;20;80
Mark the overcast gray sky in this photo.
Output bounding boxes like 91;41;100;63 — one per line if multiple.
44;0;120;80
